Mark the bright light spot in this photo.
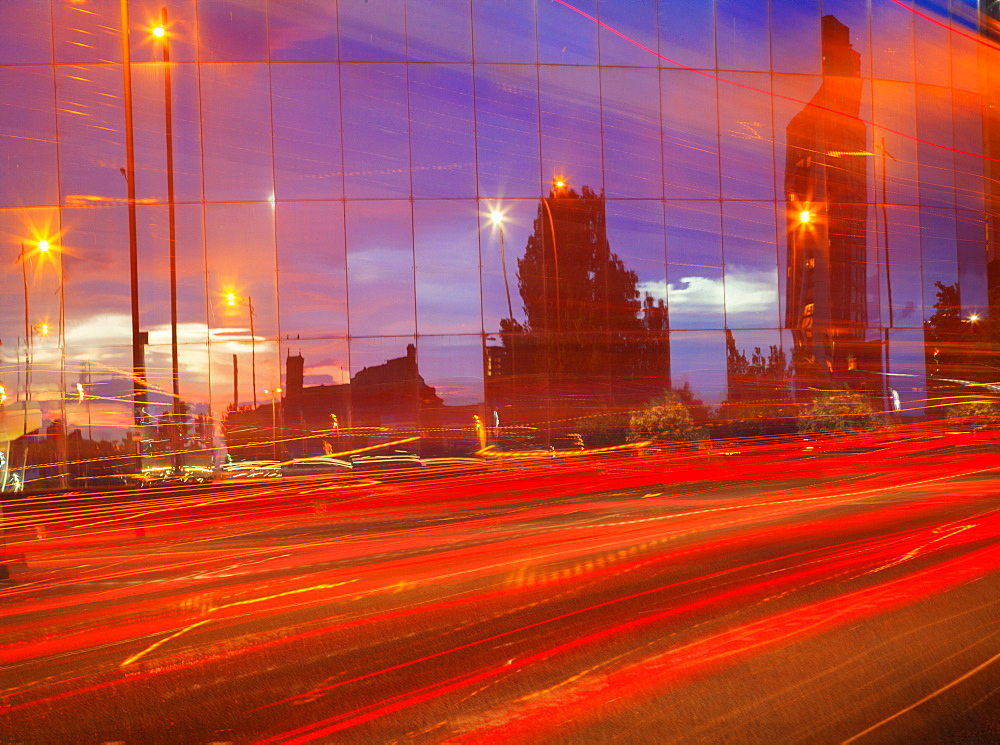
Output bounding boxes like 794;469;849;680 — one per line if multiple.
152;26;166;38
799;211;813;224
226;293;237;307
39;323;50;336
554;179;567;189
76;382;85;402
969;314;980;322
0;384;6;405
490;210;503;226
38;240;50;252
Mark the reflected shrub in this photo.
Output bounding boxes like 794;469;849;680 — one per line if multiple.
797;389;883;434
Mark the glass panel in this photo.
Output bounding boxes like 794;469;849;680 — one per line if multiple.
662;69;720;199
339;0;407;61
914;9;952;88
54;0;120;64
197;0;268;62
821;0;873;78
472;0;537;64
344;200;415;337
659;0;715;70
718;73;774;200
276;201;347;338
885;205;923;328
127;0;200;64
537;0;597;64
956;211;988;316
279;338;352;457
272;63;343;200
414;200;482;335
872;81;918;206
417;335;484;407
61;206;130;345
406;0;473;62
722;202;779;329
600;0;658;67
920;209;958;322
131;61;204;203
0;0;53;64
63;344;135;457
669;330;727;407
268;0;338;61
605;200;667;318
56;65;127;207
0;67;58;207
716;0;770;72
206;202;278;345
666;201;725;330
871;0;915;82
770;0;821;75
953;90;984;212
480;198;536;333
916;85;955;209
887;328;926;415
416;335;483;456
409;64;477;198
539;65;602;196
475;64;541;198
347;335;420;431
723;328;788;415
341;64;411;199
201;63;273;202
600;66;662;198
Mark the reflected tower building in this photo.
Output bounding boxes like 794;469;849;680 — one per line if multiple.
785;15;872;395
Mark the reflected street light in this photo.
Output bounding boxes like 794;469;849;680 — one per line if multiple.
153;8;182;474
490;210;514;320
226;292;257;409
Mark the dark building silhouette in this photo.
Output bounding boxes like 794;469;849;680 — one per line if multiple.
487;184;670;435
785;15;875;395
226;345;476;460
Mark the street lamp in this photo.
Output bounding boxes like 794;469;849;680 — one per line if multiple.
490;209;514;320
153;9;182;474
226;292;257;409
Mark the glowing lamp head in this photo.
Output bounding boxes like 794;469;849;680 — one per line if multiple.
225;292;237;307
969;314;980;322
76;382;85;402
799;210;813;224
37;240;50;252
490;210;503;226
39;323;50;336
0;383;6;405
554;179;567;189
152;26;166;38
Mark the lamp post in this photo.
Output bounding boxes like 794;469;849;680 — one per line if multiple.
226;293;257;409
119;0;145;474
490;210;514;321
153;10;182;474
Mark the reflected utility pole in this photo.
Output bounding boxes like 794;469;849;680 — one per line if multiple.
155;8;182;474
119;0;145;473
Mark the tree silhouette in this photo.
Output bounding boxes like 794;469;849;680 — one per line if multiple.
498;185;669;395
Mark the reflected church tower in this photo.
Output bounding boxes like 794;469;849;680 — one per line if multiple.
785;15;870;392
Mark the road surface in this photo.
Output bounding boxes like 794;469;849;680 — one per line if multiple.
3;427;1000;743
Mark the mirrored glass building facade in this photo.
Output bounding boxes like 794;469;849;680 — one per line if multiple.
1;0;998;481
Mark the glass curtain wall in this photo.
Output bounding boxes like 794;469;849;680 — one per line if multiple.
0;0;995;484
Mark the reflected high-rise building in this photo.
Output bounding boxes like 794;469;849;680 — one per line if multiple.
784;15;872;394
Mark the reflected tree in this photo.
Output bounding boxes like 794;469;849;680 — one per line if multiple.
719;330;796;436
495;184;669;430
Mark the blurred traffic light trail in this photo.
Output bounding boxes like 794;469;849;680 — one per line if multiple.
4;424;1000;741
